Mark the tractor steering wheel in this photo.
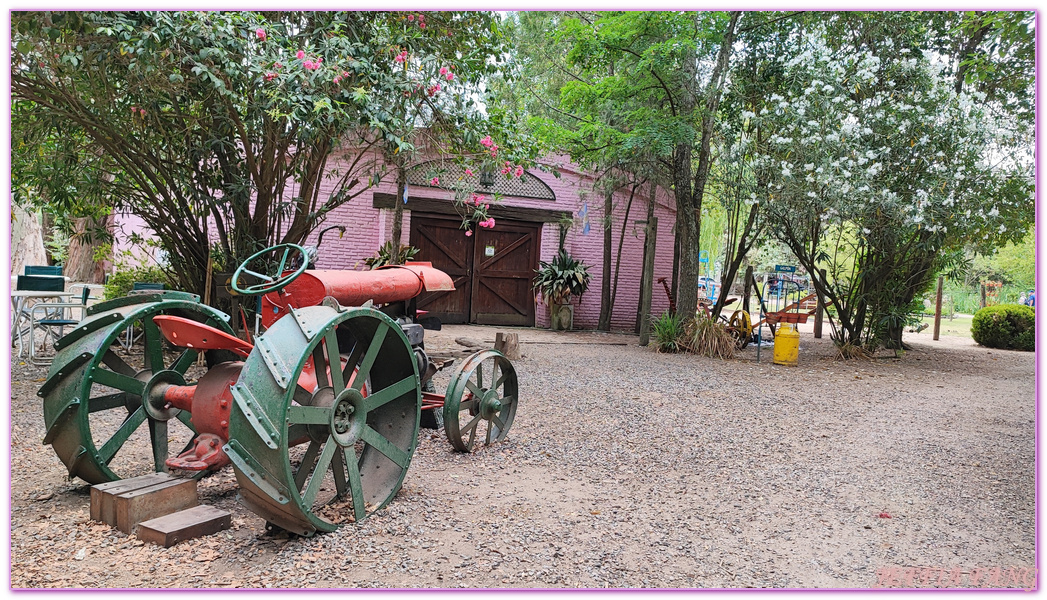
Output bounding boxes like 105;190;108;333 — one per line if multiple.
231;243;309;295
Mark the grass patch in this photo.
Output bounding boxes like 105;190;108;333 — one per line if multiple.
919;314;973;338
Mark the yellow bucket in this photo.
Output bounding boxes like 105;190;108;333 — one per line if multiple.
773;323;799;366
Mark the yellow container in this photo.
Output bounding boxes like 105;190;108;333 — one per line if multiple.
773;323;799;366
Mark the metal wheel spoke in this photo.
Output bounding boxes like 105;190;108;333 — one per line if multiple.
92;368;145;396
490;413;506;431
102;350;136;377
461;413;482;438
169;348;197;375
341;339;367;390
277;249;290;276
143;319;164;372
475;363;484;388
465;380;483;397
332;449;348;497
287;405;331;426
362;375;416;413
292;384;314;406
360;426;411;468
324;333;345;392
243;268;274;282
175;410;197;433
87;392;129;413
287;424;310;444
302;438;337;507
98;407;147;464
485;421;494;445
294;441;322;490
353;322;389;391
493;370;508;391
310;348;330;389
149;418;168;471
343;447;366;523
499;395;516;406
459;398;477;413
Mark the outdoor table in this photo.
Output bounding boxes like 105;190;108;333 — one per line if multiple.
11;290;75;357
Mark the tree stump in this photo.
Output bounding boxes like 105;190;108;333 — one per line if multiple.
494;332;521;360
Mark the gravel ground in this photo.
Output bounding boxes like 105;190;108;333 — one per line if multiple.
8;322;1035;589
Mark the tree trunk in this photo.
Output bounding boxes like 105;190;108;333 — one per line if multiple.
390;166;407;257
11;204;48;275
636;188;657;333
598;189;613;331
64;215;112;283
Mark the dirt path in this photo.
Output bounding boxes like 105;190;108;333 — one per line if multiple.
8;324;1035;589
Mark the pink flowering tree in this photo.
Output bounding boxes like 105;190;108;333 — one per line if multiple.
11;11;522;296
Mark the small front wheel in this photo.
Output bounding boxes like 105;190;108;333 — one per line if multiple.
443;350;518;452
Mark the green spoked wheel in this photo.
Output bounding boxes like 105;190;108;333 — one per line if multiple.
38;293;233;484
443;349;518;452
226;305;421;535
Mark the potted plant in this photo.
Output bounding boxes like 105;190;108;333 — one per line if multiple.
533;249;591;330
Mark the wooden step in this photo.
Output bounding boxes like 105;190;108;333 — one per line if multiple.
90;472;199;533
90;473;176;526
136;505;232;548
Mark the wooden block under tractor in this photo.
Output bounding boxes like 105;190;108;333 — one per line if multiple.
136;505;232;548
90;473;173;526
114;477;199;534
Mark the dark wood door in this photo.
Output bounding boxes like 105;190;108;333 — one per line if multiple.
410;214;540;326
411;215;473;323
470;221;540;326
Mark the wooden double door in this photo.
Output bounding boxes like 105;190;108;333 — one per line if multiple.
410;214;540;326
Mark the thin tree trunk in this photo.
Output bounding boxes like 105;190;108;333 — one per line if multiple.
598;189;614;331
390;166;407;257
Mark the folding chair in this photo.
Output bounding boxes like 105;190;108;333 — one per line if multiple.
30;286;90;366
24;265;64;276
11;275;68;358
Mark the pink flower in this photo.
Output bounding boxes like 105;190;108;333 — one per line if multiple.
265;72;277;81
274;62;283;69
130;106;137;113
140;108;146;117
333;75;341;83
419;22;426;29
465;168;474;177
256;28;266;41
514;166;524;177
439;66;448;76
430;177;439;186
480;135;493;148
501;165;511;175
465;229;472;237
303;60;315;70
296;50;305;60
408;14;414;21
445;71;454;81
342;71;349;77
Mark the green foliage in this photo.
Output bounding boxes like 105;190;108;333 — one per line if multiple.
11;11;523;298
971;304;1035;351
364;241;420;269
533;249;591;305
103;265;171;300
651;311;684;353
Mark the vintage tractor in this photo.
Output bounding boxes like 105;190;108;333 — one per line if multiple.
38;244;518;535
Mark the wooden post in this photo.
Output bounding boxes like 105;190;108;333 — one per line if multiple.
638;216;658;346
933;275;944;341
980;283;986;309
814;268;825;339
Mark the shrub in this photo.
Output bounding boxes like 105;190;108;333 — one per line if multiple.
103;265;171;300
364;241;419;269
971;304;1035;351
680;315;737;360
651;311;684;353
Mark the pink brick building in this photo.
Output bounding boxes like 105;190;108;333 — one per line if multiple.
301;153;677;331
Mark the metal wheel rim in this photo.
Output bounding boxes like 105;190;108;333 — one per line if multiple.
443;349;518;452
40;297;233;484
227;306;420;535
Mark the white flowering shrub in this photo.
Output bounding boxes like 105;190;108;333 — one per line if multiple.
749;30;1033;349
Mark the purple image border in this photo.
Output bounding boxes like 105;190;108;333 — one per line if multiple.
2;6;1039;593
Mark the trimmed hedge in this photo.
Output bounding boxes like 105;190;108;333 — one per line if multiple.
971;304;1035;351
